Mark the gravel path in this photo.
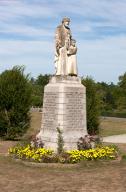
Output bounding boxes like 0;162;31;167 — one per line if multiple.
103;134;126;143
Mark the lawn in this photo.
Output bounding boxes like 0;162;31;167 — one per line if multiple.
0;112;126;192
100;117;126;137
23;111;42;140
0;155;126;192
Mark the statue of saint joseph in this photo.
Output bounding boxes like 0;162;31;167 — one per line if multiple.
54;17;78;76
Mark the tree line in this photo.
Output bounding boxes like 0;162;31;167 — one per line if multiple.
31;72;126;115
0;66;126;139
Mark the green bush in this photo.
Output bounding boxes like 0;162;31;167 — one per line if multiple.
101;111;126;118
121;154;126;160
81;77;100;135
0;66;32;140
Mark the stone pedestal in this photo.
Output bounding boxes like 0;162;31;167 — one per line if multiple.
37;76;87;151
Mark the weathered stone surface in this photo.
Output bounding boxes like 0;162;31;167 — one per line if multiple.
37;76;87;151
55;18;78;76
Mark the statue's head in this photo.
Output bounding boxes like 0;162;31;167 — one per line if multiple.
62;17;70;28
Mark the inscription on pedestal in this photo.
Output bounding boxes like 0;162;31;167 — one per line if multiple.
63;87;86;130
38;76;87;151
42;92;58;130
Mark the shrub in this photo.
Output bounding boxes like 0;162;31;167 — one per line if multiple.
57;127;64;154
30;135;44;148
81;77;100;135
77;135;102;150
122;154;126;160
0;66;32;140
77;135;93;150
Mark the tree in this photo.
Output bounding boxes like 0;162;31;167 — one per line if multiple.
30;83;43;107
81;77;100;135
0;66;32;139
30;74;50;107
35;74;50;87
96;82;117;111
118;72;126;89
118;72;126;109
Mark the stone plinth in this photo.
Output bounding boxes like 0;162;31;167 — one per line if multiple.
37;76;87;151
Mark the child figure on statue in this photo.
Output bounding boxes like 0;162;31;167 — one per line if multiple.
67;39;78;76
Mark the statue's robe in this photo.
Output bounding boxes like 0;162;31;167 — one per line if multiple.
55;25;72;75
67;46;78;76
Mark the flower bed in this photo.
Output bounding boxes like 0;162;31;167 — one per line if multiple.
9;145;53;162
8;145;118;163
67;146;118;163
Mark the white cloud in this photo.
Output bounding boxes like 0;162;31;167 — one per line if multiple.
0;0;126;39
52;0;126;28
0;0;56;21
0;23;53;37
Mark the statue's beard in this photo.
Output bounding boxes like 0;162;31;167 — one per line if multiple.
64;24;69;29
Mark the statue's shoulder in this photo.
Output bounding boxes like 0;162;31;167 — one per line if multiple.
56;25;63;32
57;24;62;29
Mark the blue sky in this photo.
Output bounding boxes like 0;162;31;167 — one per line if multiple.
0;0;126;83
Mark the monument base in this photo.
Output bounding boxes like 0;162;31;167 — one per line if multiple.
37;75;87;151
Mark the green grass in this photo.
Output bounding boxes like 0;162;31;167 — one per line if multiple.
99;117;126;137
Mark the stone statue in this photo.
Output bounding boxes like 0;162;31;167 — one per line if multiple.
54;17;78;76
37;18;87;152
